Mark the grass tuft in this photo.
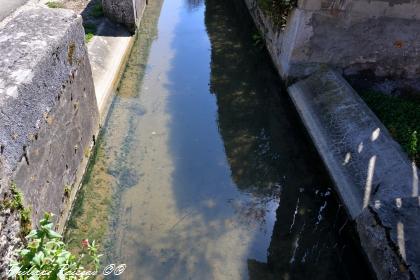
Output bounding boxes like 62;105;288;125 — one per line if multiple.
360;91;419;164
83;23;97;43
46;1;65;8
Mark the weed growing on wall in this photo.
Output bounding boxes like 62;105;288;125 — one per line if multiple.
256;0;297;29
83;23;97;43
0;183;32;236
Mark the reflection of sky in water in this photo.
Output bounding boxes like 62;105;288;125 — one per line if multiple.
96;0;373;278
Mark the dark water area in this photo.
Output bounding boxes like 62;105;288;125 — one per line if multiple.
67;0;373;278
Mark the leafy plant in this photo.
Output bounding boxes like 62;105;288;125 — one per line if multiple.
8;213;101;280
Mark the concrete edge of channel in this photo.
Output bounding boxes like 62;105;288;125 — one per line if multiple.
60;14;141;232
287;69;419;279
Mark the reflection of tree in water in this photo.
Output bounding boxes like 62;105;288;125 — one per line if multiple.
204;0;372;279
205;0;295;197
186;0;204;10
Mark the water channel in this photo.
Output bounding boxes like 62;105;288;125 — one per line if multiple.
65;0;372;278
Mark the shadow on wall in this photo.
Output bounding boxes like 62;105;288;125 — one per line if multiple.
79;0;132;38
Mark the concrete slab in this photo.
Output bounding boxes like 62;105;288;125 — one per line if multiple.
0;0;29;22
288;68;420;279
86;18;134;123
288;69;417;218
371;196;420;278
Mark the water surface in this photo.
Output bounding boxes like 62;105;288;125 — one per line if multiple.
67;0;371;279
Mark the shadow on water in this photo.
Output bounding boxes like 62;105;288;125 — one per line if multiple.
163;0;373;279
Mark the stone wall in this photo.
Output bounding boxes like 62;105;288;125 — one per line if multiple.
102;0;148;33
0;7;99;275
244;0;420;81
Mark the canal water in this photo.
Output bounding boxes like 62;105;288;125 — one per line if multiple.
66;0;372;279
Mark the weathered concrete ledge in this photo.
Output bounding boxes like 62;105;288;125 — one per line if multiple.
288;69;419;279
0;6;99;273
87;18;135;123
102;0;147;33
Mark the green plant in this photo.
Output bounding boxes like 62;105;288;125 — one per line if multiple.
8;212;101;280
360;91;420;164
64;185;71;198
83;23;96;43
85;33;94;43
257;0;297;29
46;1;65;8
90;3;104;18
1;184;32;236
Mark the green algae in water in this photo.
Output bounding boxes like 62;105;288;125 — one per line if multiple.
64;0;165;258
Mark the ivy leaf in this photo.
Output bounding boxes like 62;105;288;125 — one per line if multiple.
47;229;62;239
26;229;39;239
58;268;65;280
32;251;44;267
7;263;21;277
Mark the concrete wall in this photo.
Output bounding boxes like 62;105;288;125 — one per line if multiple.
0;7;99;275
299;0;420;20
102;0;147;33
244;0;420;81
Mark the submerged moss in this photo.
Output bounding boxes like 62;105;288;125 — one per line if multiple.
64;0;165;260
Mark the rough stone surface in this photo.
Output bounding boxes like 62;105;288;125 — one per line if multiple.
0;0;28;22
356;197;420;279
102;0;147;33
299;0;420;20
373;197;420;278
288;69;419;279
244;0;420;80
0;6;99;275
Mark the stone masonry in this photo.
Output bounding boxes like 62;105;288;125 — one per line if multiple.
0;7;99;275
102;0;148;33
